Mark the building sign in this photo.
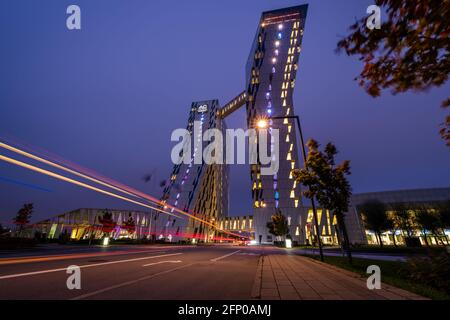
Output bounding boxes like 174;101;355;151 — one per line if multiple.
198;104;208;113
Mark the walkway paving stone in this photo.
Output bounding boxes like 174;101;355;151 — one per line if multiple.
252;253;428;300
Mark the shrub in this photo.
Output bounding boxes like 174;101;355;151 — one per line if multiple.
402;251;450;294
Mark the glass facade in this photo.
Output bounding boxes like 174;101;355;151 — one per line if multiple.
245;5;309;244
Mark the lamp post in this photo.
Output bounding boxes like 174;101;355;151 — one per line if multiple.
257;115;324;261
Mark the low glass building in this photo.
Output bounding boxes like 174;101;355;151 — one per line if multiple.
31;208;155;240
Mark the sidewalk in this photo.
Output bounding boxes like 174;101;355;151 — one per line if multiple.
251;254;427;300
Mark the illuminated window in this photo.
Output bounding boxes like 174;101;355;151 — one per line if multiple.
307;210;314;223
290;190;295;198
317;210;323;223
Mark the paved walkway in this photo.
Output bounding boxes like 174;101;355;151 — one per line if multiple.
251;254;427;300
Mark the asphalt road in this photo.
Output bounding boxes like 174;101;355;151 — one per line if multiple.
0;245;266;300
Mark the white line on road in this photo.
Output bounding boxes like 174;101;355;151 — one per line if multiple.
0;253;183;280
210;250;240;262
71;263;195;300
0;249;167;265
142;260;182;267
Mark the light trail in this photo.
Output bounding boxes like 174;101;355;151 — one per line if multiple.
0;141;222;226
0;153;249;239
0;142;138;199
0;154;182;219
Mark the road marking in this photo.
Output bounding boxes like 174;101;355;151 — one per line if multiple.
142;260;182;267
0;253;182;280
210;250;240;262
0;249;168;265
71;263;195;300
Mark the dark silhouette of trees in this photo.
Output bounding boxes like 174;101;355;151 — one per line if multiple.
266;210;289;241
415;202;450;246
0;224;10;237
122;213;136;235
13;203;33;236
389;203;416;239
436;200;450;244
293;140;353;263
337;0;450;145
436;200;450;229
359;200;391;248
98;209;116;236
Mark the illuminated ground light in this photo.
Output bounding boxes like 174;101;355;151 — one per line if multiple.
285;238;292;248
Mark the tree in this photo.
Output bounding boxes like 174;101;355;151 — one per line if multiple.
122;214;136;236
98;209;116;236
414;205;438;246
436;200;450;244
337;0;450;145
13;203;33;236
0;223;11;237
389;202;416;239
387;210;401;247
358;200;391;248
266;210;289;241
293;140;353;263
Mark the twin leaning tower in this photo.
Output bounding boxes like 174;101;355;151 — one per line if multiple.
155;5;309;244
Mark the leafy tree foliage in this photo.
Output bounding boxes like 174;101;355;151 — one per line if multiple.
99;209;117;235
414;204;442;245
389;202;416;237
359;200;392;247
266;210;290;240
13;203;33;235
337;0;450;145
293;140;353;262
122;214;136;235
435;200;450;230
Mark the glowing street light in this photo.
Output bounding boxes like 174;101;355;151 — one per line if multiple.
285;238;292;249
257;119;268;129
255;115;325;261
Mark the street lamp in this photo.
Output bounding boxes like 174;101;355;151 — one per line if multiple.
257;119;269;129
255;115;324;261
